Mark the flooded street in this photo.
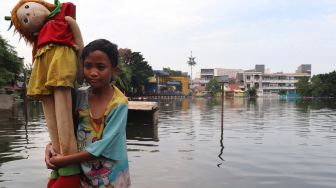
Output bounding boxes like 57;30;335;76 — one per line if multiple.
1;98;336;188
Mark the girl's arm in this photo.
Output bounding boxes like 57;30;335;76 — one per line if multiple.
50;151;97;167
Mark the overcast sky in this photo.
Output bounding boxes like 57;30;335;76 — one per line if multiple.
1;0;336;77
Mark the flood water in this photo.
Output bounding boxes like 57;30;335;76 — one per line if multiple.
0;98;336;188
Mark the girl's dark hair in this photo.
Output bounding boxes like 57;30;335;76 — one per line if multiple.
81;39;119;67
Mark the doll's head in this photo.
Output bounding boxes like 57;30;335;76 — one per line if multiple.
10;0;56;44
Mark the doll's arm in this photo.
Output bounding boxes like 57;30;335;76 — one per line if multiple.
65;16;84;85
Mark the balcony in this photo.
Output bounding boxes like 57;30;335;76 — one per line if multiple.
262;86;296;90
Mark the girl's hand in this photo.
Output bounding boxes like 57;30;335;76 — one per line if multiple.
50;153;66;167
45;143;57;169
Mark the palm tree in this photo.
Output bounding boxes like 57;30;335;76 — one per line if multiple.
187;51;196;90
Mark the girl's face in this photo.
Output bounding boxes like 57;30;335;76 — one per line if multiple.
83;50;114;89
16;2;50;33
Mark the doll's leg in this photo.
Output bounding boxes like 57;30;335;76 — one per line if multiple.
53;87;80;188
41;95;60;188
41;95;60;153
54;87;78;155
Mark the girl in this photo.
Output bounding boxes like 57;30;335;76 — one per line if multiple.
46;39;131;188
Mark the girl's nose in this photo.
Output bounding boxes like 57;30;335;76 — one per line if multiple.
90;69;98;77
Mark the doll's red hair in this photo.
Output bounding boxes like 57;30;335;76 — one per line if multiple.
10;0;56;59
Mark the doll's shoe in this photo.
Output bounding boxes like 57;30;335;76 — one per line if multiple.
50;165;81;188
51;174;81;188
47;170;58;188
47;179;57;188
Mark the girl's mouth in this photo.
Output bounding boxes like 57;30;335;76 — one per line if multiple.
90;79;99;83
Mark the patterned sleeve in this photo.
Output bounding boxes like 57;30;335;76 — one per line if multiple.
86;104;128;160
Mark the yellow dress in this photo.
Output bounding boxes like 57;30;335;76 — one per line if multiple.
27;44;77;97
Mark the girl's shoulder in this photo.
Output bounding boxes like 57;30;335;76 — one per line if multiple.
104;86;128;116
112;85;128;105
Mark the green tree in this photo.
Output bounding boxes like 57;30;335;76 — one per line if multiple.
311;75;323;97
278;89;287;96
162;67;182;76
311;71;336;98
206;79;221;96
0;35;23;86
246;87;257;98
295;77;312;97
117;48;153;96
325;71;336;97
113;61;132;94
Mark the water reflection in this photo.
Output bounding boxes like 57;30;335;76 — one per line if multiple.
126;121;158;142
0;105;27;164
0;102;49;187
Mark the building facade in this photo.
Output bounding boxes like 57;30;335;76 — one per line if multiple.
145;70;190;95
243;64;311;97
198;68;244;86
296;64;311;74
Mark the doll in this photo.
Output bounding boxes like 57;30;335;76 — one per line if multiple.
6;0;83;187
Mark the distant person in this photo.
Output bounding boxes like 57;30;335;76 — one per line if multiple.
45;39;131;188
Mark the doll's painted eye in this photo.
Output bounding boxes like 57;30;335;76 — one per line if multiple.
23;18;29;24
25;5;29;9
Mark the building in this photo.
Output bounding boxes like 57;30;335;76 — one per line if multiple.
197;68;244;86
214;68;244;79
199;69;214;85
255;64;265;73
243;64;311;97
296;64;311;74
145;70;190;95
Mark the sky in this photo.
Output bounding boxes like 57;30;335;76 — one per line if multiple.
1;0;336;77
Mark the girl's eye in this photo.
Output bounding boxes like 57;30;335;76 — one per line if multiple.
25;5;29;9
84;64;92;69
23;18;29;24
98;65;106;70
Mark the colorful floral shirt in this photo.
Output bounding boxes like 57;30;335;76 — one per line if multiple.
76;85;131;188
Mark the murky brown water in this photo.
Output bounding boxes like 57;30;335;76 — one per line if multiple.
1;98;336;188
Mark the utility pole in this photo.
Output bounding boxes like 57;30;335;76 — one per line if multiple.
187;51;196;92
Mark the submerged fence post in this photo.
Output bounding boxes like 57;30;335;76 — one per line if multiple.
218;82;225;167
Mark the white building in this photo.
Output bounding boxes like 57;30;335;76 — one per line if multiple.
214;68;244;78
243;64;311;97
197;68;244;86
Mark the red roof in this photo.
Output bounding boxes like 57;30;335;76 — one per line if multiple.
228;84;241;91
194;85;206;91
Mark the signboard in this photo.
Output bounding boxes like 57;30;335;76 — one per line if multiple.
215;76;229;83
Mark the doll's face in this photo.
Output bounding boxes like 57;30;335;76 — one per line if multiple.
16;2;51;33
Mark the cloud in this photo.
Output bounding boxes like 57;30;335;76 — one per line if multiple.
0;0;335;76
